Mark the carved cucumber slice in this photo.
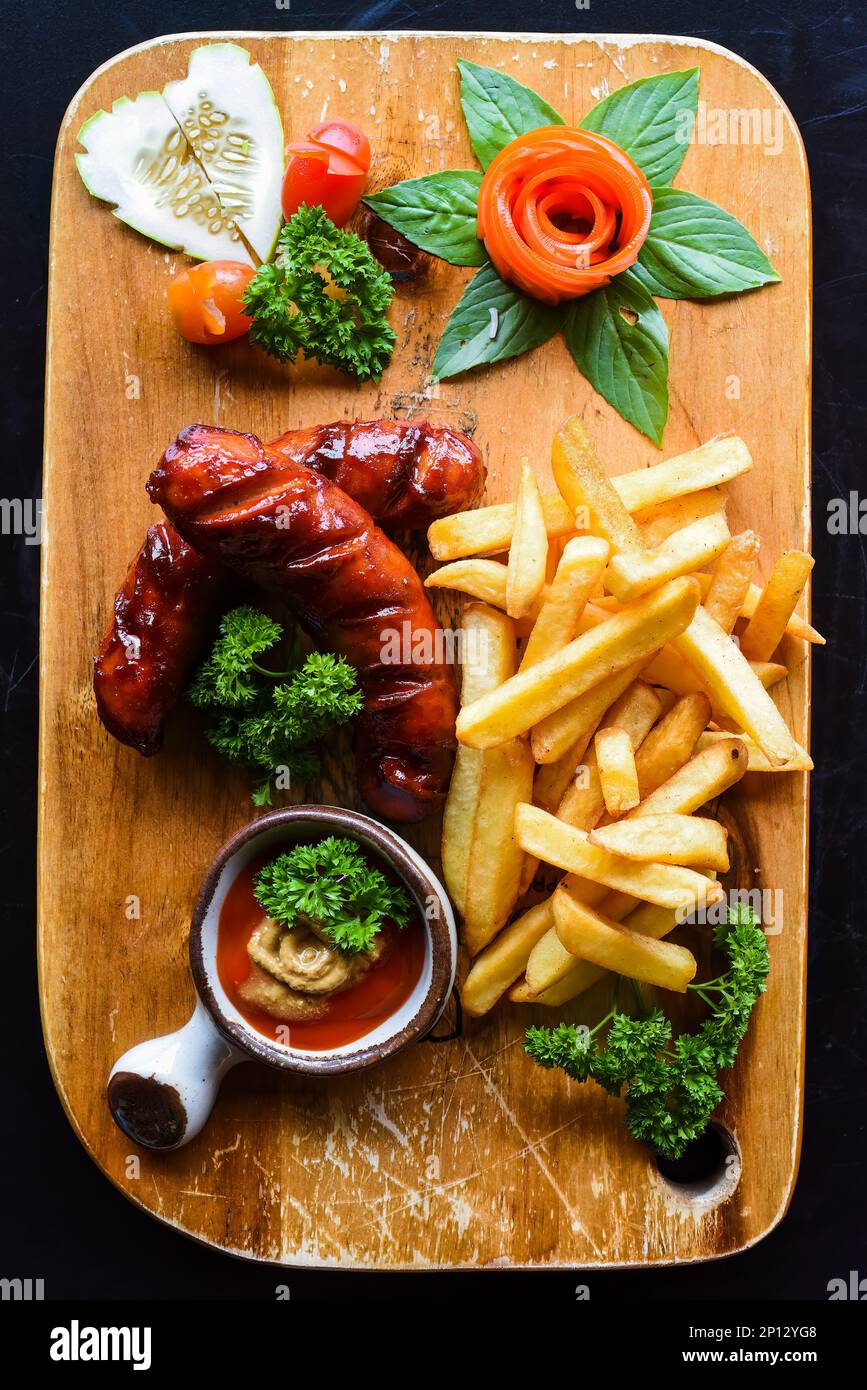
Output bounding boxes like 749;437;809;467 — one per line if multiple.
163;44;284;265
76;89;255;263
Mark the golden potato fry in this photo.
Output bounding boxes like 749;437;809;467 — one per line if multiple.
741;579;823;645
605;512;731;603
531;659;646;764
426;559;509;609
703;530;761;633
594;727;641;815
740;551;815;661
552;890;697;993
519;535;609;669
532;726;599;811
514;805;723;913
457;577;700;750
441;605;518;912
589;814;730;871
427;493;575;562
634;488;727;550
643;644;785;704
634;692;711;798
630;736;748;817
613;433;752;514
552;416;642;555
556;682;661;830
673;606;798;765
461;901;554;1016
518;900;679;1003
464;739;535;955
695;730;813;772
506;460;549;619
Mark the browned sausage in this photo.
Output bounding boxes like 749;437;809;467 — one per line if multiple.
269;418;485;529
94;419;482;759
93;521;228;755
147;425;458;822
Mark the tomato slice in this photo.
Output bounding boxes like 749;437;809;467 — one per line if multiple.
167;261;254;345
281;120;370;227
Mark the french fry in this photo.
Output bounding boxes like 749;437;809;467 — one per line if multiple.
634;488;727;550
457;577;700;750
441;604;517;913
695;729;813;772
589;814;730;871
629;736;749;818
531;658;646;764
673;606;798;765
634;693;711;798
643;644;786;701
594;727;641;815
507;460;548;619
519;535;609;669
551;890;697;992
514;805;723;913
532;726;599;812
612;433;753;514
704;530;761;633
740;550;815;661
463;738;535;955
741;579;823;645
518;901;679;1003
605;512;731;603
461;901;554;1016
427;494;574;562
556;682;662;832
552;416;642;554
426;559;509;609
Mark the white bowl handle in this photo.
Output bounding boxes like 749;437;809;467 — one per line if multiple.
107;999;245;1151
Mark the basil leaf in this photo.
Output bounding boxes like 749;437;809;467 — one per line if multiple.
564;271;669;446
632;187;781;298
580;69;699;185
432;261;565;381
363;171;485;267
458;59;564;170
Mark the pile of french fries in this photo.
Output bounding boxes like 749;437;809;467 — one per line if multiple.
426;417;820;1018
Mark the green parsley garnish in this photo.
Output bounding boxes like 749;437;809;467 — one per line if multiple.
188;606;363;805
254;836;412;956
525;905;770;1160
243;205;396;381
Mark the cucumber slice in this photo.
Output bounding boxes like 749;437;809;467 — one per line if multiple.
75;44;284;265
163;44;284;265
76;90;255;263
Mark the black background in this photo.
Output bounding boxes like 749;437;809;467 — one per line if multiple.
2;0;865;1300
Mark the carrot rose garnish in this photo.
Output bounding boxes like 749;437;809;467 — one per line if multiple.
476;126;653;304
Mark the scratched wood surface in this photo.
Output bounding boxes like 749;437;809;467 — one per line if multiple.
40;31;812;1268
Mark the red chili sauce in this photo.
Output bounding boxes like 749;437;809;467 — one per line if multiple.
216;850;426;1051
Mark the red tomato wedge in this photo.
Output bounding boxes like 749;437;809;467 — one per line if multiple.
282;119;370;227
167;261;255;345
477;126;653;304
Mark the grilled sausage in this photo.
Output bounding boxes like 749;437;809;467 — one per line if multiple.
94;419;481;759
93;521;228;755
147;425;458;822
269;418;485;529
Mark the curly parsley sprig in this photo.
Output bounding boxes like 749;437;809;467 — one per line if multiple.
525;905;769;1160
254;836;411;956
188;606;363;805
243;205;396;381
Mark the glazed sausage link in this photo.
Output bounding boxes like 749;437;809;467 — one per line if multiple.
146;425;458;823
93;521;228;756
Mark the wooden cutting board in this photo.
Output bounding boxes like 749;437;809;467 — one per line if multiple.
40;30;812;1269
